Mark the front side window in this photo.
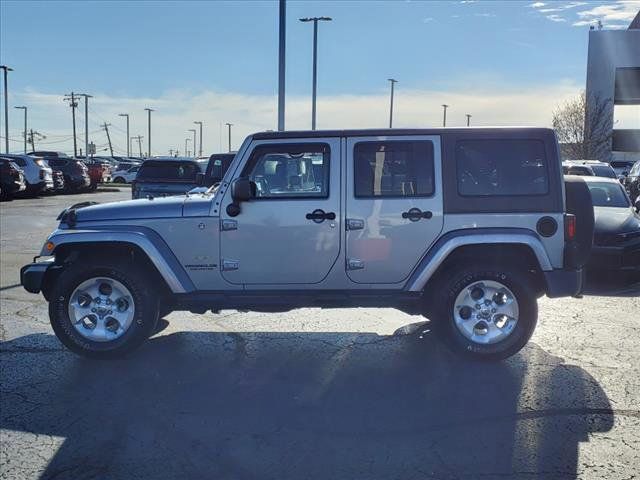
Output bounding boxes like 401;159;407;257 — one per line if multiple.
243;143;329;199
354;141;434;198
456;139;549;196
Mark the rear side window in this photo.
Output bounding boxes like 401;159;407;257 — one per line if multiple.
567;166;593;176
11;158;26;167
354;141;434;198
456;139;548;196
137;161;200;181
589;165;616;178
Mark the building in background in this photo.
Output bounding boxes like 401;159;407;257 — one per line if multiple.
585;11;640;163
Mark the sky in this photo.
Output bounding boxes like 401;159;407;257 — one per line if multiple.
1;0;639;156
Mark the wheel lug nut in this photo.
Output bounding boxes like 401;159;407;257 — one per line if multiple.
491;308;496;313
91;308;96;312
475;304;481;310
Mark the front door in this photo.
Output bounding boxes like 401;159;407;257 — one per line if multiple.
345;136;444;284
220;139;341;285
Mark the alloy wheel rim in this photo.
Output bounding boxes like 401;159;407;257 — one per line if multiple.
67;277;135;342
453;279;519;345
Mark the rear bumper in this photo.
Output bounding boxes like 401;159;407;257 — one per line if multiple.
20;259;55;294
544;268;585;298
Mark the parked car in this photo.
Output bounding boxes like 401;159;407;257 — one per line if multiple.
610;160;637;180
131;159;207;199
0;158;27;199
2;154;54;195
562;160;617;179
45;157;91;192
583;177;640;277
623;160;640;201
21;127;593;361
83;159;112;190
203;153;235;186
111;165;140;184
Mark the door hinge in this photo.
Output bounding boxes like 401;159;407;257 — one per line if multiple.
221;219;238;231
346;218;365;231
347;258;365;270
222;259;239;271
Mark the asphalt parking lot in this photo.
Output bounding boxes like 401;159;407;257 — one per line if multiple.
1;191;639;480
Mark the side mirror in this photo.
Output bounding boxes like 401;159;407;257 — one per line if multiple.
231;177;254;202
195;172;205;186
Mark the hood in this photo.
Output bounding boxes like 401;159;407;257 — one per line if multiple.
72;196;186;223
593;206;640;235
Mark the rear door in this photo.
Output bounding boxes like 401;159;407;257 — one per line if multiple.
219;138;341;285
345;135;443;284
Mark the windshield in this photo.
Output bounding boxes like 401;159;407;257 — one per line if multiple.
588;182;630;208
137;161;201;181
589;165;616;178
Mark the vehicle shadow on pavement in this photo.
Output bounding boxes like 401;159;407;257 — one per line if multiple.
1;328;615;480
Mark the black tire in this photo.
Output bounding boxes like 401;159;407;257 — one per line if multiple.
432;264;538;361
113;176;125;184
49;259;159;359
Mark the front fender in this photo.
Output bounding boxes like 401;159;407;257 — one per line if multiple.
43;227;195;293
404;228;553;292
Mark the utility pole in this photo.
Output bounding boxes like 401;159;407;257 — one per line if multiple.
194;121;203;157
442;104;449;127
76;94;92;159
14;106;27;153
118;113;130;157
169;148;173;156
188;128;196;157
102;122;113;156
299;16;332;130
27;129;44;151
388;78;398;128
278;0;286;131
466;114;472;127
144;108;153;158
133;135;144;158
225;123;233;152
1;65;13;154
64;92;79;156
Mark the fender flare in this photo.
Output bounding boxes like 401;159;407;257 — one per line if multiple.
404;228;553;292
43;227;195;293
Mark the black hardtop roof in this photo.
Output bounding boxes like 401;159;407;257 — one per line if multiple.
251;127;555;140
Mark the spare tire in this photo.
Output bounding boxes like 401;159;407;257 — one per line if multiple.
564;175;594;268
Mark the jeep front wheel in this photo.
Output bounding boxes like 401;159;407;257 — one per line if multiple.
435;265;537;361
49;260;159;358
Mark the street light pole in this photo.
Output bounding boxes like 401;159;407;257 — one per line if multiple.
188;129;196;158
225;123;233;152
441;104;449;127
14;106;27;153
388;78;398;128
1;65;13;154
185;138;191;157
144;108;154;158
299;16;332;130
466;114;472;127
77;94;92;159
194;121;203;157
278;0;286;131
119;113;130;156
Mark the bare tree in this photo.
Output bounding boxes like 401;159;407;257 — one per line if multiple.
552;91;612;161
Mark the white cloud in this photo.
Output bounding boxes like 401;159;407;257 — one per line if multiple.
574;0;640;26
530;2;546;8
5;83;582;156
546;14;568;22
422;17;434;23
474;12;497;17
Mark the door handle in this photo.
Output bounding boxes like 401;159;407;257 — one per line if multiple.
401;207;433;222
306;209;336;223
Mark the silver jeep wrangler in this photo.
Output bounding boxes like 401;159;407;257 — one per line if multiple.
21;128;594;360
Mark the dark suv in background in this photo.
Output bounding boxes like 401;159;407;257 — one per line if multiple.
44;157;91;192
131;158;208;199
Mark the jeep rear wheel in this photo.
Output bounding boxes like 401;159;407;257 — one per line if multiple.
434;265;537;361
49;260;159;359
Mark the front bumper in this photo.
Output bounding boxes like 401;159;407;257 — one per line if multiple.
544;268;585;298
20;259;55;294
589;244;640;272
